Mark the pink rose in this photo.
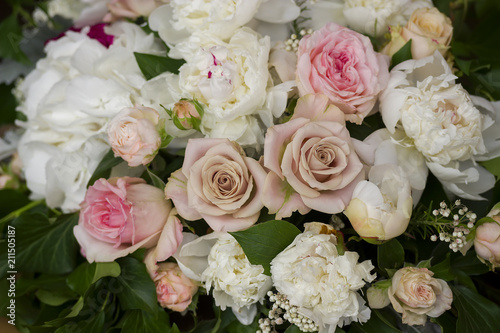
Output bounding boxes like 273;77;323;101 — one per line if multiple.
107;105;161;167
388;267;453;326
263;94;365;219
165;138;267;232
74;177;171;262
296;23;389;124
154;262;198;312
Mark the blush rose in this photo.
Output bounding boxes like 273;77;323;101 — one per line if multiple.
263;94;365;219
296;23;389;124
154;262;199;312
165;138;267;232
73;177;171;262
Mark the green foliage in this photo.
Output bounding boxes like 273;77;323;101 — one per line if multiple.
67;262;121;296
377;239;405;274
390;40;412;70
0;213;79;278
0;189;30;218
452;285;500;333
0;13;29;64
146;167;166;191
115;256;159;315
0;83;17;126
134;52;185;80
230;220;301;275
121;309;171;333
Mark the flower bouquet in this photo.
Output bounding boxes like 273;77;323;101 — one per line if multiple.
1;0;500;332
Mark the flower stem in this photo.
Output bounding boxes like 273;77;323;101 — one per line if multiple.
0;199;45;225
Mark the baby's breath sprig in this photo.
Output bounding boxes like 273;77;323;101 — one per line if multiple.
285;0;317;51
408;200;476;253
257;291;319;333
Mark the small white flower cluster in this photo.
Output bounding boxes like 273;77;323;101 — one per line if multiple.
330;215;346;230
285;29;313;52
257;291;319;333
430;200;477;252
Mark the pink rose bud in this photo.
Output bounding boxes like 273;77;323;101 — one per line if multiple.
474;204;500;268
172;99;201;130
104;0;164;22
73;177;172;262
154;262;198;312
296;23;389;124
107;105;161;167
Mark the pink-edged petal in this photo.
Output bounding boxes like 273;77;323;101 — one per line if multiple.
182;138;227;176
165;169;203;221
233;157;267;218
74;224;161;263
264;118;310;177
201;211;259;232
262;172;310;219
293;94;346;123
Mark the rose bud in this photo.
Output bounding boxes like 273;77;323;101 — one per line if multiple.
474;204;500;269
171;99;202;130
154;262;199;312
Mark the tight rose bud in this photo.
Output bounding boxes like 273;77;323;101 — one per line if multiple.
155;262;198;312
171;99;202;130
387;267;453;325
74;177;171;262
104;0;165;22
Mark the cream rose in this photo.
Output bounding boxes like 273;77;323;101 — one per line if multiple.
107;105;161;167
344;164;412;241
263;94;365;219
387;267;453;325
165;138;267;232
154;262;199;312
473;203;500;269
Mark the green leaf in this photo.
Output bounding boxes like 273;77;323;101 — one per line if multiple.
79;310;106;333
146;168;166;191
35;289;75;306
121;309;170;333
349;309;402;333
480;156;500;179
284;325;303;333
430;254;454;281
390;39;412;70
377;239;405;272
431;311;457;333
451;251;489;276
0;83;17;126
67;262;121;296
230;220;301;275
87;149;123;187
455;58;472;76
0;213;79;277
115;257;158;315
0;14;30;63
451;285;500;333
134;53;185;80
0;189;30;217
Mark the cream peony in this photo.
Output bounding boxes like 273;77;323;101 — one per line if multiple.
380;52;500;200
387;267;453;325
344;164;412;241
270;223;375;333
173;232;272;325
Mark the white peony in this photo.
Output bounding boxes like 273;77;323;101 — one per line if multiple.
156;27;293;147
307;0;432;37
270;223;376;333
16;22;164;212
380;52;500;200
344;164;413;241
173;232;272;325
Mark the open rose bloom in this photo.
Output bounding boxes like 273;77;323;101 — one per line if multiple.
263;94;365;219
74;177;171;262
165;138;267;232
296;23;389;124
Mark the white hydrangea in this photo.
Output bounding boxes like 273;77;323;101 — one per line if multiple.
201;233;273;311
16;22;164;212
270;224;375;333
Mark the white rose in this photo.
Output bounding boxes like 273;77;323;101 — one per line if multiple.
16;22;165;212
174;232;272;325
344;164;413;241
270;223;376;333
380;52;500;200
